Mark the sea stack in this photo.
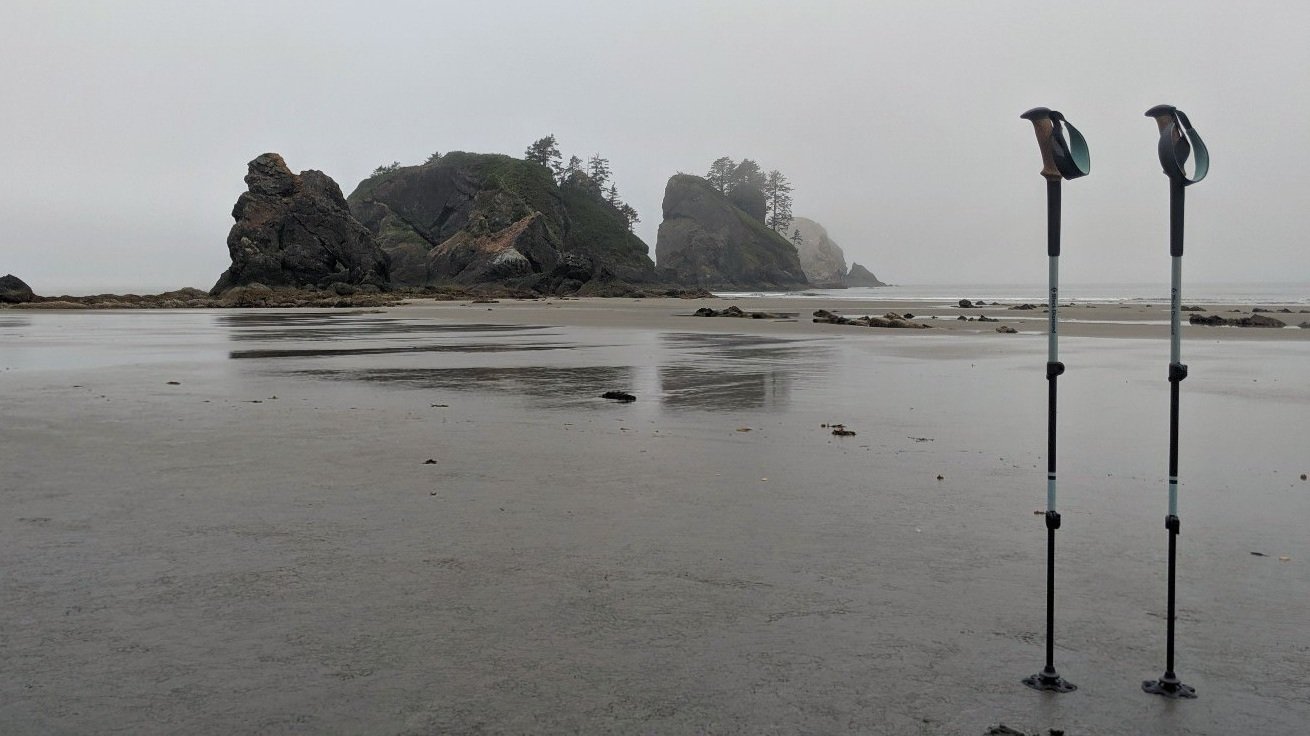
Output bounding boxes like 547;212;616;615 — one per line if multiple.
211;153;390;294
654;174;808;289
845;262;886;287
786;217;848;288
0;274;36;303
347;152;656;291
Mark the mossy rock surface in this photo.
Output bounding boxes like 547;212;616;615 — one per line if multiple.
348;152;654;289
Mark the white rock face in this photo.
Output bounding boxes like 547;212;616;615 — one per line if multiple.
785;217;847;286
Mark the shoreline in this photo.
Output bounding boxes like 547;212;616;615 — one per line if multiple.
6;294;1308;342
395;296;1310;342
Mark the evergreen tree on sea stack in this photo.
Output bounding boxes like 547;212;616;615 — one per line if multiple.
764;169;794;233
587;154;612;191
704;156;795;231
525;135;563;178
706;156;736;193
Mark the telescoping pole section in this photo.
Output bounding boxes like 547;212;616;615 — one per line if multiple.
1143;104;1208;700
1019;107;1088;694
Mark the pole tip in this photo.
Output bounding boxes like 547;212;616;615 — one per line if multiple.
1021;107;1052;121
1145;104;1177;118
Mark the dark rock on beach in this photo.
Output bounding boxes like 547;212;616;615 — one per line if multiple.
655;174;808;289
1190;313;1286;328
601;390;636;402
694;305;789;319
0;274;35;303
813;309;930;329
212;154;390;294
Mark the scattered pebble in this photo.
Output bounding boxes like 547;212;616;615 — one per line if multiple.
1280;556;1291;562
736;427;752;432
601;390;636;402
423;459;437;465
830;424;856;437
936;474;944;481
1250;551;1267;556
1301;473;1307;481
165;381;180;385
430;403;449;408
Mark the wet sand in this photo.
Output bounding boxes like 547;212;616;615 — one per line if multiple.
1;303;1308;734
400;295;1310;342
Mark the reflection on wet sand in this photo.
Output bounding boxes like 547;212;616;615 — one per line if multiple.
296;366;635;409
656;332;834;411
226;312;837;413
230;342;570;359
221;311;551;341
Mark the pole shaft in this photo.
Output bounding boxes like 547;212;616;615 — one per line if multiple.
1170;178;1185;257
1046;178;1061;514
1164;178;1184;685
1046;524;1056;671
1047;180;1061;257
1166;520;1178;677
1044;180;1061;675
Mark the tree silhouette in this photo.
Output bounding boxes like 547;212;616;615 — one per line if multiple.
706;157;735;193
525;135;563;177
764;169;794;233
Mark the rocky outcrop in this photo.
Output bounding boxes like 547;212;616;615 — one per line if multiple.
1189;313;1286;327
786;217;848;287
0;274;35;303
812;309;929;329
845;262;886;287
654;174;808;289
693;305;790;319
212;154;389;294
347;152;655;292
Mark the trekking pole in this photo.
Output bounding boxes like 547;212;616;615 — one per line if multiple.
1141;104;1208;700
1019;107;1089;694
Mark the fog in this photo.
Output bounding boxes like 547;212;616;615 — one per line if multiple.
3;1;1307;294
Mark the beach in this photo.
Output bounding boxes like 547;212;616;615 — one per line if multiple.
2;297;1308;734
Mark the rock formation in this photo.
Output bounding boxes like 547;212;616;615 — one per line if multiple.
1189;313;1286;327
0;274;35;303
845;262;886;287
786;217;848;288
212;154;390;293
347;152;655;292
654;174;808;289
812;308;929;329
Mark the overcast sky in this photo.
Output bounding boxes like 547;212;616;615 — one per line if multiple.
3;1;1308;294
